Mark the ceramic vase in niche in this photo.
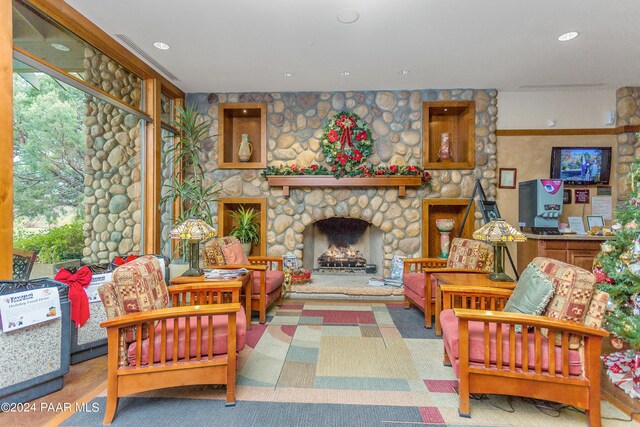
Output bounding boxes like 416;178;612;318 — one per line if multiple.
438;132;452;161
238;133;253;162
435;218;455;259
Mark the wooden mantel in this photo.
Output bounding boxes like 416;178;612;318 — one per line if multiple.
266;175;422;197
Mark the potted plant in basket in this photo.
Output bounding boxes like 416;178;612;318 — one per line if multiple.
160;105;220;276
229;206;260;256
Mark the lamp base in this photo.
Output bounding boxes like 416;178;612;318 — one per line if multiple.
182;267;204;277
486;272;513;282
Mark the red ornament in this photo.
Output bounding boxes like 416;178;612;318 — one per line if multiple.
611;337;625;350
594;267;614;284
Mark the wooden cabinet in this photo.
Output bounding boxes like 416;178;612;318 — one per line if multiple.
422;100;475;169
218;103;266;169
517;236;604;273
422;199;475;258
217;198;267;256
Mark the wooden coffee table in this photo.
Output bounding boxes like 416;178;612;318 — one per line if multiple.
433;272;515;336
169;271;253;328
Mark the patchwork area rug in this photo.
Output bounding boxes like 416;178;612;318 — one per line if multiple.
59;302;631;426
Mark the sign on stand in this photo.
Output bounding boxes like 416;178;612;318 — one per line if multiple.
0;287;61;332
86;272;113;303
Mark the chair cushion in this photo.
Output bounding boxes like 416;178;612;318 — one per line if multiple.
252;270;284;295
440;309;582;376
534;258;595;348
126;306;247;365
504;263;555;332
222;238;250;265
446;238;493;271
203;238;227;267
403;272;426;299
583;290;609;330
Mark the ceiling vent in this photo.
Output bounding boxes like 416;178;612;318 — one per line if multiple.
114;34;179;81
519;83;605;90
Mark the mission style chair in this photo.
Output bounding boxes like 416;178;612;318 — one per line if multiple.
204;236;284;324
98;255;246;424
13;249;37;280
440;257;609;427
403;238;493;332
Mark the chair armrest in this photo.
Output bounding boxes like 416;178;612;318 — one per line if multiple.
100;303;242;329
425;268;488;275
248;256;283;271
440;284;514;298
440;285;513;311
453;309;609;337
403;258;447;273
217;263;267;271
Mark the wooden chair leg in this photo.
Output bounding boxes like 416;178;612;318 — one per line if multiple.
424;303;433;329
104;330;119;424
404;296;410;309
277;289;283;306
259;299;266;324
443;351;451;367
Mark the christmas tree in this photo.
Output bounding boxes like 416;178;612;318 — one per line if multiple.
595;158;640;350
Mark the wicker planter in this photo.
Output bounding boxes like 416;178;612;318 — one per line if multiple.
0;278;70;404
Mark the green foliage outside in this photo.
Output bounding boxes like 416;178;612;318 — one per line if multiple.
13;74;86;223
595;155;640;349
14;221;84;263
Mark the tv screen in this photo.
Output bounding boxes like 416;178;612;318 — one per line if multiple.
550;147;612;186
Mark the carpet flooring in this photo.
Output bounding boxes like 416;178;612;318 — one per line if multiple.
59;302;632;427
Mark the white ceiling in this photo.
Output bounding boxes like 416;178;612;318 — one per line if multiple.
65;0;640;94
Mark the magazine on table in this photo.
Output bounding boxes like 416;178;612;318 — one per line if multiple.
204;268;249;279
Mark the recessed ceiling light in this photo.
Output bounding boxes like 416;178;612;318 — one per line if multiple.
340;71;350;77
399;70;409;75
558;31;579;42
51;43;70;52
283;72;293;77
243;109;247;114
337;9;359;24
153;41;170;50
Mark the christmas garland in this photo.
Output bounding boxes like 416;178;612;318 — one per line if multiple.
262;163;432;186
322;111;373;174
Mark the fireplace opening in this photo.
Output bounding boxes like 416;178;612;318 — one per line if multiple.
302;218;383;273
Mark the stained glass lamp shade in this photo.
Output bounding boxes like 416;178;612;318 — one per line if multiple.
170;218;217;277
473;218;526;281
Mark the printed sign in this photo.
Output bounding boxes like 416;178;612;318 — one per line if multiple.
575;189;590;204
541;179;563;194
0;287;61;332
86;272;113;303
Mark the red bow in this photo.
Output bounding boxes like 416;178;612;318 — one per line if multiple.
54;266;92;328
336;115;355;150
113;254;138;266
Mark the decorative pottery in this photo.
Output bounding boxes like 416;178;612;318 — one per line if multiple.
238;133;253;162
241;242;252;257
435;218;455;259
438;132;452;160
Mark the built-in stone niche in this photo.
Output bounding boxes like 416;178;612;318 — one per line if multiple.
302;217;383;272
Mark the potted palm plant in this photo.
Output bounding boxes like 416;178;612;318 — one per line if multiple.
229;206;260;256
160;105;220;276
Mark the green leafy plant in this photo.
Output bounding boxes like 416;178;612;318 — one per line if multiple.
160;105;220;226
14;221;84;263
229;206;260;245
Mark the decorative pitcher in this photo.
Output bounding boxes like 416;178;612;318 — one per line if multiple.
438;132;452;160
238;133;253;162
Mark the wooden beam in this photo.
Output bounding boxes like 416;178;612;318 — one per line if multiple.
144;78;161;254
496;126;640;137
0;0;13;279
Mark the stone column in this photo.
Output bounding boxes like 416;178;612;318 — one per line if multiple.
615;87;640;201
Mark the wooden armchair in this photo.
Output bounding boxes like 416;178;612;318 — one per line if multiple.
403;238;493;330
439;258;609;427
13;249;37;280
98;255;246;424
204;236;284;324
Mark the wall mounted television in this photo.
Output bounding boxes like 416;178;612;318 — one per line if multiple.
550;147;612;186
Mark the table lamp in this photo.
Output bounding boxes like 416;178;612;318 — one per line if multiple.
473;218;526;282
170;217;217;276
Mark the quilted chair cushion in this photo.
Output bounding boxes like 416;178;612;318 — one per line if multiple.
583;289;609;330
440;309;582;377
533;257;595;348
252;270;284;295
126;306;247;365
446;238;493;271
202;238;228;267
402;272;426;299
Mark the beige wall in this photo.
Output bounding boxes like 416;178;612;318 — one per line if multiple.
496;134;617;275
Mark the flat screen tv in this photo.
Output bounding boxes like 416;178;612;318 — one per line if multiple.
550;147;612;186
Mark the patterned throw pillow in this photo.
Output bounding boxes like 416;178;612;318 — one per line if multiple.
222;238;250;265
446;238;493;272
535;257;595;348
583;290;609;330
203;237;232;267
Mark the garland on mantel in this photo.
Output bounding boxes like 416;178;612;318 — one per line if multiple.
262;163;432;186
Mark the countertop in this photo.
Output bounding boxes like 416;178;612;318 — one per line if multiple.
523;233;613;241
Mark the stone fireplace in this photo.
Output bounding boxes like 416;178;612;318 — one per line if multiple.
302;217;383;272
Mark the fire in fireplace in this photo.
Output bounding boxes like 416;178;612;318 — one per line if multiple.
317;245;367;268
313;218;370;271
